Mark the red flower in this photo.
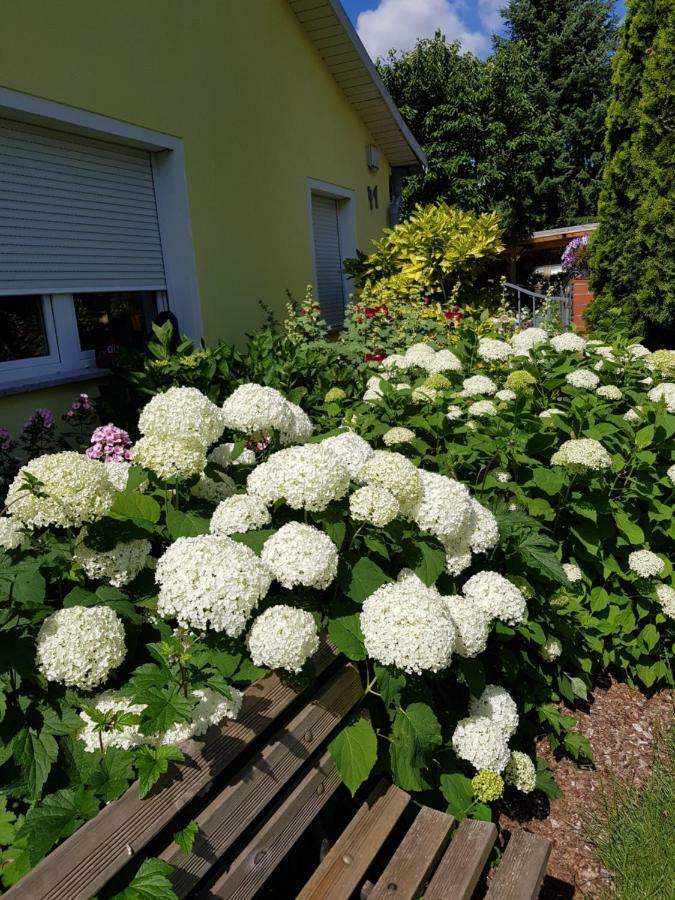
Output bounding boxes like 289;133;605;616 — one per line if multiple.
364;353;386;363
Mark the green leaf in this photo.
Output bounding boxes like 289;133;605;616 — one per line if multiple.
232;658;269;684
90;748;135;802
455;658;486;697
137;686;193;736
327;607;367;661
328;718;377;797
13;728;59;801
341;557;392;604
568;676;588;702
110;491;161;525
389;703;442;791
20;788;99;866
112;858;177;900
173;819;199;856
12;567;46;605
440;772;474;820
0;795;17;845
230;529;276;554
614;511;644;545
520;535;569;584
640;623;660;652
373;665;406;707
165;507;209;539
135;745;185;799
532;468;565;497
316;507;346;549
407;539;446;587
563;731;594;763
535;757;563;800
635;424;655;450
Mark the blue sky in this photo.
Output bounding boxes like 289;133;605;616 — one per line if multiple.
343;0;626;61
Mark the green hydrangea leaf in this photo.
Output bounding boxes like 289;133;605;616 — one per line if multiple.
328;717;378;797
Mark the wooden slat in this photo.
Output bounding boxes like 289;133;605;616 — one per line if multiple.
162;664;362;897
204;750;341;900
368;806;455;900
485;831;551;900
297;781;410;900
424;819;497;900
5;641;338;900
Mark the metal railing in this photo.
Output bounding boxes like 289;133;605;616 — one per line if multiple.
503;282;571;328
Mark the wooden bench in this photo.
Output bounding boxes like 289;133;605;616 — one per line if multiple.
6;641;551;899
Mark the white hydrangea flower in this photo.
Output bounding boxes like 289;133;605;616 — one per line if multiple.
655;583;675;620
75;536;151;587
279;402;314;445
360;450;422;513
222;383;295;436
156;686;243;746
409;470;473;542
588;344;616;362
320;430;373;480
77;693;146;752
441;530;474;576
540;637;563;661
349;484;400;527
138;387;225;447
495;389;517;402
36;606;126;690
261;522;338;590
648;383;675;413
596;385;623;400
628;550;665;578
623;408;642;424
452;716;510;773
640;376;654;385
468;500;499;554
191;472;237;503
156;535;271;635
425;349;463;374
412;385;440;404
461;375;498;397
381;353;409;371
550;332;586;352
360;578;455;674
442;595;491;657
495;471;511;483
551;438;612;471
247;605;319;673
667;464;675;485
383;427;416;446
505;751;536;793
0;516;23;551
470;684;519;739
563;562;583;583
210;494;272;536
462;571;527;626
209;442;257;468
247;444;350;512
468;400;498;418
565;369;600;391
511;327;548;354
477;338;513;362
539;408;564;419
627;344;650;359
132;435;207;481
403;343;436;368
105;461;131;491
446;405;463;420
6;452;115;529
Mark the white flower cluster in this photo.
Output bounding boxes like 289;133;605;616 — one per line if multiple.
668;463;675;485
628;344;651;359
495;389;517;402
446;405;463;420
106;461;132;491
6;452;115;529
539;408;564;419
383;343;462;374
132;435;208;481
596;384;623;400
360;574;456;674
360;451;422;513
540;637;562;661
247;605;319;673
158;686;243;746
209;442;257;468
155;535;271;635
648;382;675;413
440;500;499;578
0;516;23;551
550;332;586;353
190;472;237;503
409;471;473;543
462;571;528;627
656;584;675;620
75;536;151;587
383;426;416;446
565;369;600;391
349;484;400;527
563;562;583;583
452;685;519;773
468;400;498;418
210;494;271;536
320;430;373;480
36;606;126;690
442;594;491;656
628;549;665;578
261;522;338;590
138;386;225;447
477;338;513;362
461;375;498;397
247;444;350;512
551;438;612;472
221;383;310;443
78;692;147;752
511;327;548;355
624;408;642;424
505;751;536;792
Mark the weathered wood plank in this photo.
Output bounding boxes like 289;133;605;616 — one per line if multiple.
485;830;551;900
203;750;341;900
297;780;410;900
424;818;497;900
368;806;455;900
162;663;362;897
5;640;338;900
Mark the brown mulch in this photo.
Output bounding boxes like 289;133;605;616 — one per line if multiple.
496;679;673;899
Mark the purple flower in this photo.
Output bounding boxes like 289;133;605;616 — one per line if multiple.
23;409;55;433
0;428;16;452
86;423;132;463
562;236;589;270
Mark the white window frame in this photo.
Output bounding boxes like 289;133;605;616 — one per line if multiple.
307;178;357;323
0;86;201;397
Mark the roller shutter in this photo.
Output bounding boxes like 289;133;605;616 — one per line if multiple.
0;117;166;295
311;194;345;328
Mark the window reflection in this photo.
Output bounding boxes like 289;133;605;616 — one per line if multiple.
73;292;157;358
0;296;49;363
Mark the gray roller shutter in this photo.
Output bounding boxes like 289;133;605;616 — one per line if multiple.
0;117;166;295
311;194;345;328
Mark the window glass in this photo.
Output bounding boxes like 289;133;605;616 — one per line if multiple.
73;292;157;353
0;296;49;362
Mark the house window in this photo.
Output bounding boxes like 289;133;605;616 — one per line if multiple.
308;181;357;330
0;295;50;362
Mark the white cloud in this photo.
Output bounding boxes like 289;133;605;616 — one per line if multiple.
357;0;490;61
477;0;504;31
